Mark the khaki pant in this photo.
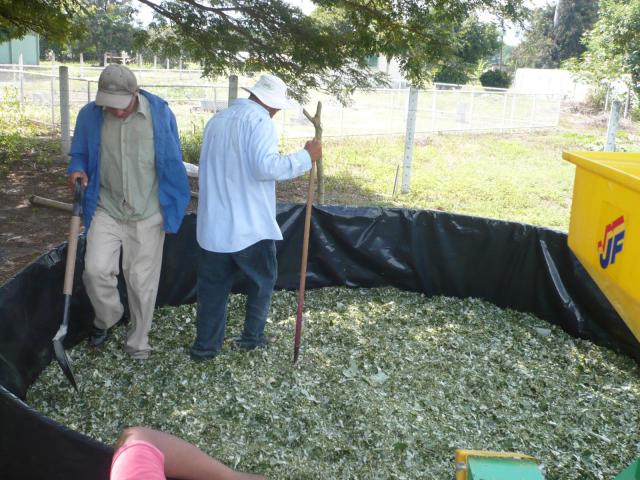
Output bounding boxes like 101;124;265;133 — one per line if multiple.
83;210;165;358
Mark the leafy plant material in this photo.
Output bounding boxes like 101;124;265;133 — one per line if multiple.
28;288;640;479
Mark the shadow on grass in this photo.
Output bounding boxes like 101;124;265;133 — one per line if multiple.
277;170;398;207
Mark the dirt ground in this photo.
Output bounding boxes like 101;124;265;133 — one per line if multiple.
0;153;203;285
0;156;71;285
0;153;308;286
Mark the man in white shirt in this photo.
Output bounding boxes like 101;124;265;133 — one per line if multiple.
191;74;322;360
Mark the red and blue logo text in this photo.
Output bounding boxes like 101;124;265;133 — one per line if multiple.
598;215;625;269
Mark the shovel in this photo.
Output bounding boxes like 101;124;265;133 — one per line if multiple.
293;102;322;364
52;177;83;391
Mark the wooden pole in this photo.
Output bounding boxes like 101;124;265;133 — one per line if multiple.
605;99;622;152
293;101;322;364
30;196;72;212
59;66;70;157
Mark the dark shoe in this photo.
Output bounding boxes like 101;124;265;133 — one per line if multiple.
189;351;216;362
88;327;108;348
189;345;217;362
233;335;276;351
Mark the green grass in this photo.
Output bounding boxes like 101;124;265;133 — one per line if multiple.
0;87;60;174
278;114;640;232
1;81;638;233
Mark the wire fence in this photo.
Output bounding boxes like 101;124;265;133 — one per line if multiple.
0;64;562;142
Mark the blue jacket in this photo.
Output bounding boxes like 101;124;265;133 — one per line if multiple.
67;90;190;233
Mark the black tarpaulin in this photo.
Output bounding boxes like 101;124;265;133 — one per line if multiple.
0;205;637;479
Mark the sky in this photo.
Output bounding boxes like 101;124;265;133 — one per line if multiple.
135;0;556;46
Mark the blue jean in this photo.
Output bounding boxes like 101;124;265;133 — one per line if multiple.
190;240;277;358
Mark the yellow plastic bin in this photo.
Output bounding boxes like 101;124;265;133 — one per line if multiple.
563;151;640;341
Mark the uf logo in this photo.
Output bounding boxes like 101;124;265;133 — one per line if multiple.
598;215;625;269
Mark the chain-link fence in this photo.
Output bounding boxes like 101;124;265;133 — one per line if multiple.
0;64;562;142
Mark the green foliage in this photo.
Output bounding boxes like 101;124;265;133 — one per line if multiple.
575;0;640;96
0;88;57;174
553;0;599;62
180;124;204;166
510;1;598;70
433;16;501;85
1;0;530;100
131;0;528;100
42;0;143;63
479;69;512;88
0;0;85;43
510;6;556;69
134;19;182;62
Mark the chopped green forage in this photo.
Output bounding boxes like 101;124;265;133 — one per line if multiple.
28;288;640;479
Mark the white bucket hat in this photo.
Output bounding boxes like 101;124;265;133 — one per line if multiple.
242;74;298;109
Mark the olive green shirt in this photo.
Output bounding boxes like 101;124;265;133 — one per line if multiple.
98;95;160;221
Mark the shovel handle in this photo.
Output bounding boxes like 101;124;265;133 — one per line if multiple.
63;216;81;296
63;178;84;296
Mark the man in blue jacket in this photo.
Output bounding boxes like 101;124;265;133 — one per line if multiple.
67;64;190;360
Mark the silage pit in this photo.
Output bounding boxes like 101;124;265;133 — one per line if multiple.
28;287;640;479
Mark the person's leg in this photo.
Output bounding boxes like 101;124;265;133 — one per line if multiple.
233;240;277;349
190;247;235;359
83;210;125;332
121;212;165;359
112;427;264;480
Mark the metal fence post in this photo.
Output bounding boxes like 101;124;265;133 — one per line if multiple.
501;92;508;130
50;74;55;131
401;86;419;194
605;99;622;152
529;95;537;128
228;75;238;104
87;80;91;103
59;66;71;157
624;85;631;119
166;58;170;70
18;53;24;105
431;88;437;131
468;90;475;130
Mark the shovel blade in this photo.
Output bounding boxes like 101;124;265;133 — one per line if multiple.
53;339;78;392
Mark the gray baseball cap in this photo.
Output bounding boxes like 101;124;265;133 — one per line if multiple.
95;64;138;109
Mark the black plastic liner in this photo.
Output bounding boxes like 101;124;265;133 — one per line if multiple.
1;205;637;479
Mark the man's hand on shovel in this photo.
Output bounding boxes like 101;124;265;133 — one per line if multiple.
304;139;322;164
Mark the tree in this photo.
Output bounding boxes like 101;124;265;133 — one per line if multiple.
479;69;511;88
0;0;84;43
41;0;142;63
433;16;501;85
574;0;640;96
77;0;142;63
132;0;528;98
553;0;599;64
510;5;559;69
509;1;598;70
2;0;529;97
